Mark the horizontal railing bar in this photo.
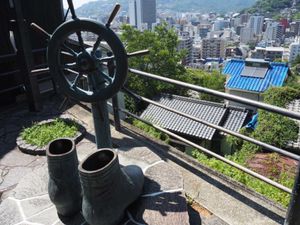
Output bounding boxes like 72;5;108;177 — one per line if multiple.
0;53;17;60
0;85;23;94
34;63;48;69
125;90;300;160
32;48;47;53
120;107;292;194
0;48;45;61
30;67;49;76
0;69;20;78
129;68;300;120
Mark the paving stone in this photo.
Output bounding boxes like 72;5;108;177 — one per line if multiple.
26;157;47;167
129;192;189;225
202;215;229;225
118;146;162;165
10;164;48;200
0;149;41;167
21;194;53;218
143;162;183;194
0;198;23;225
76;141;98;162
5;124;20;133
0;166;9;185
0;128;5;137
4;132;19;144
0;167;33;192
27;205;59;225
118;152;150;172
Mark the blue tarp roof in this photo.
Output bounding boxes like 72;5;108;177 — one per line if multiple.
222;59;289;93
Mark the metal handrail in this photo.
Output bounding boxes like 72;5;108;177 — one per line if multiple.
129;68;300;120
120;108;292;194
115;67;300;224
124;90;300;161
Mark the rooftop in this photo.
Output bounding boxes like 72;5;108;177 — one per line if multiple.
223;59;289;93
141;94;249;141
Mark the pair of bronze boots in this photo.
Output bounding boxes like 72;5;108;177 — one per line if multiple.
46;138;144;225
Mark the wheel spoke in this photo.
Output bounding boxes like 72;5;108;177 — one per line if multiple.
99;70;113;84
96;55;115;63
62;62;77;70
92;36;102;54
71;72;83;88
76;31;85;50
63;68;79;75
62;43;78;57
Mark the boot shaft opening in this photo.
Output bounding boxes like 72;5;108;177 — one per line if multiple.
81;149;115;171
48;138;74;156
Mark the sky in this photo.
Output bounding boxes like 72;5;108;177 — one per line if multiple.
62;0;97;9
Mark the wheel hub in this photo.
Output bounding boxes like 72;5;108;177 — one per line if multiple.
77;51;96;73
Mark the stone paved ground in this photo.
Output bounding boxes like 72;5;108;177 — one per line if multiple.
0;97;190;225
0;96;288;225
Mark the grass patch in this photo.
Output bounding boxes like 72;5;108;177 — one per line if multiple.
21;118;78;147
132;119;170;143
190;149;294;207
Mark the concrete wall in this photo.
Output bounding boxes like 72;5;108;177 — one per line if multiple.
226;89;262;112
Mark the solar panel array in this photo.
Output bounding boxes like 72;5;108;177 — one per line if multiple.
240;66;268;78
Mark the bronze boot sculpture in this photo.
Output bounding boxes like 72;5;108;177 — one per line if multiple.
46;138;82;221
78;149;144;225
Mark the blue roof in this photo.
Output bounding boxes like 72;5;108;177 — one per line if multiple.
222;59;289;93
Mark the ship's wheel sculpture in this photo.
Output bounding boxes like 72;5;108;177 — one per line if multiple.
47;2;128;102
31;0;148;147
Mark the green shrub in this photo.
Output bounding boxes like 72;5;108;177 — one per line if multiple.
192;149;294;207
132;119;169;143
21;118;78;147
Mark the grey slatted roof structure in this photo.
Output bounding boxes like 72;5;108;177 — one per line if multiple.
141;94;249;141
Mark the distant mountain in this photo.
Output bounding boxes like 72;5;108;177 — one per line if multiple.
76;0;256;17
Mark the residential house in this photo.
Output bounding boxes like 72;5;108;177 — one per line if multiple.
223;58;290;111
141;94;249;155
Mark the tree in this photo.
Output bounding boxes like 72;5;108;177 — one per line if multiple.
121;24;187;99
186;68;226;102
292;55;300;67
239;87;300;153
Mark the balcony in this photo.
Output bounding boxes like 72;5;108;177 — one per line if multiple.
1;1;300;224
1;65;300;224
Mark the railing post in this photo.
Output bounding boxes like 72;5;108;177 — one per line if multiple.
285;162;300;225
112;94;121;131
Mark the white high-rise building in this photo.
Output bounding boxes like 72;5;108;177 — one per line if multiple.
248;16;264;35
129;0;156;30
289;38;300;62
178;31;193;65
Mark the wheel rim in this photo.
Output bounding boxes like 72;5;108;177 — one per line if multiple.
47;19;128;103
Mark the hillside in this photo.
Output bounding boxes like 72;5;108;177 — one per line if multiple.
244;0;299;17
76;0;256;17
